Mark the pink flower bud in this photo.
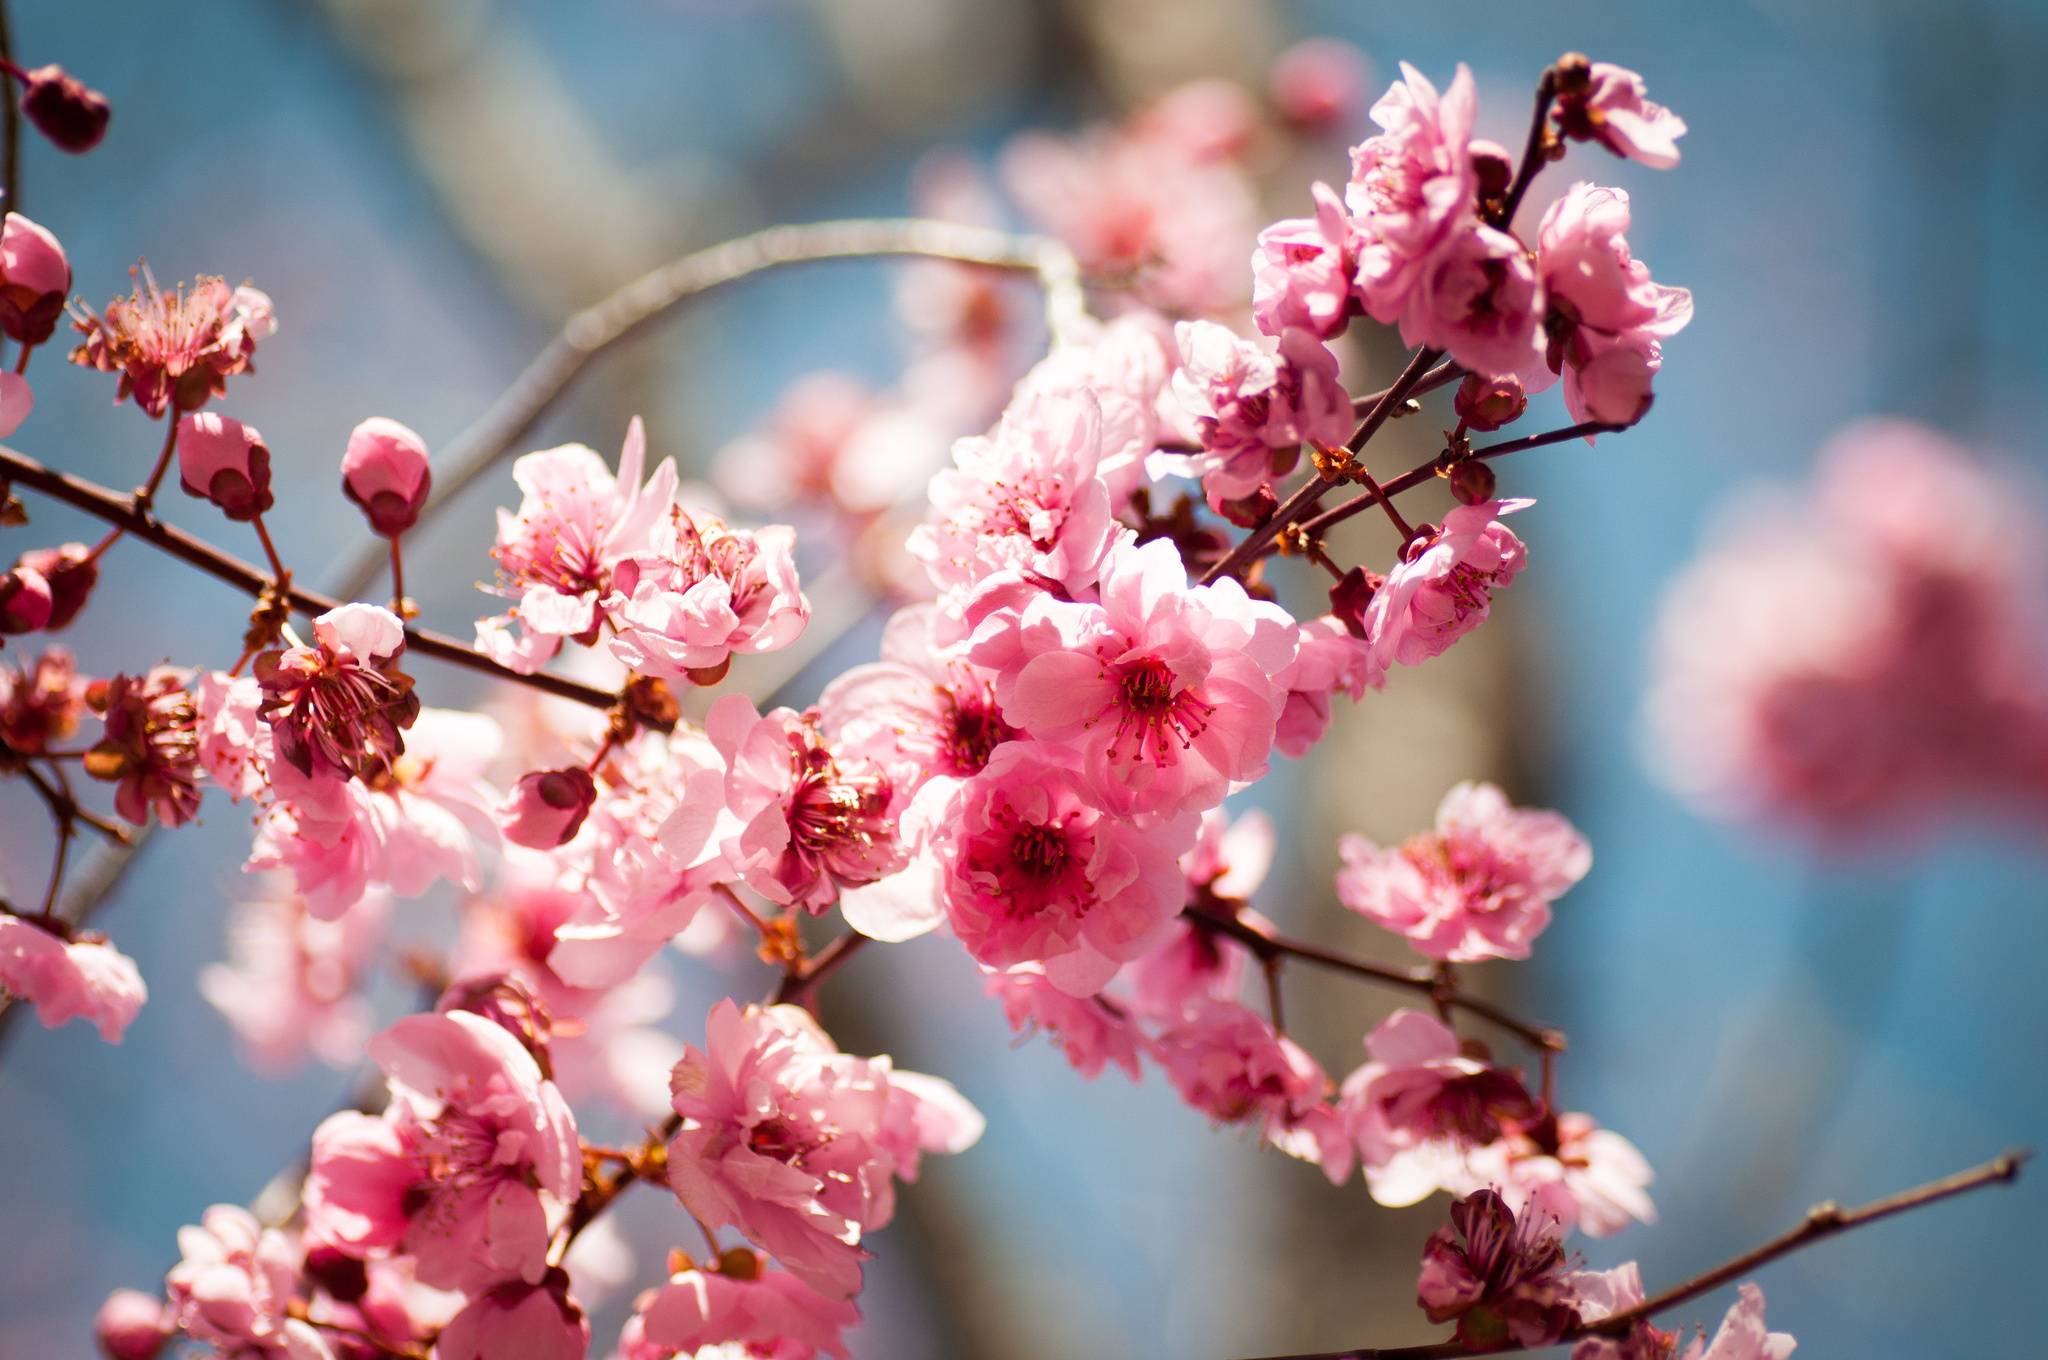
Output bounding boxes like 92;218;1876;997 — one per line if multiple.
94;1289;169;1360
1211;483;1278;528
19;64;111;154
1468;138;1514;200
1573;346;1657;427
498;766;597;848
0;563;52;633
15;543;97;629
1269;38;1372;134
0;371;31;437
437;972;556;1078
176;412;273;521
340;416;432;536
1455;373;1528;433
0;212;70;344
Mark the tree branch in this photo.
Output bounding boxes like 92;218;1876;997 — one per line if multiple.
773;930;870;1007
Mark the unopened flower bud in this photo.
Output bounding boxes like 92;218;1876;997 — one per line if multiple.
19;64;111;154
1211;483;1278;529
499;766;598;848
341;417;432;537
437;972;555;1078
0;213;70;344
301;1244;369;1304
1449;460;1498;506
15;544;97;630
93;1288;169;1360
1329;566;1381;639
1574;346;1657;427
1454;373;1527;432
176;412;273;521
1269;38;1371;134
716;1247;764;1281
1468;138;1513;200
0;563;52;633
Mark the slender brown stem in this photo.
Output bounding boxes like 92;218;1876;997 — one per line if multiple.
561;1112;683;1247
250;512;289;583
136;416;179;512
19;763;129;846
0;0;18;218
1200;347;1443;586
1494;69;1561;233
714;882;770;937
388;536;406;616
12;342;29;376
774;930;870;1007
1262;956;1286;1036
0;443;628;715
1357;467;1417;544
1349;360;1466;417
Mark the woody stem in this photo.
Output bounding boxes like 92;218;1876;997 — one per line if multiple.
136;415;178;513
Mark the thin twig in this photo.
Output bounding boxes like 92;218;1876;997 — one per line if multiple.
0;0;17;218
137;416;178;513
774;931;870;1007
1349;360;1466;417
1494;68;1561;233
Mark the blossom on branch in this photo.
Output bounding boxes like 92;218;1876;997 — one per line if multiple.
86;664;202;826
983;962;1149;1081
0;211;73;345
0;911;147;1041
605;504;808;684
1552;60;1688;170
1167;321;1352;503
70;269;274;418
624;1253;859;1360
163;1205;331;1360
340;418;432;537
255;604;417;784
0;645;89;753
1418;1186;1582;1350
177;412;275;521
1364;498;1530;673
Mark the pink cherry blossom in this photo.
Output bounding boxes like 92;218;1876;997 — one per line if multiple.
1554;62;1687;170
15;542;98;631
1272;614;1385;757
478;418;678;674
1123;914;1248;1023
0;560;51;633
1466;1110;1657;1238
0;211;72;344
1347;62;1479;326
435;1271;589;1360
0;371;31;436
1009;313;1174;506
163;1205;332;1360
972;536;1297;821
908;390;1119;600
1417;1186;1581;1351
1270;38;1374;135
1398;220;1549;385
665;1000;983;1300
1565;1262;1681;1360
629;1255;860;1360
0;645;88;753
498;766;598;849
70;270;274;417
1180;806;1275;904
606;504;808;682
177;411;275;521
983;962;1147;1081
1336;781;1590;962
199;887;390;1075
1365;498;1530;673
88;665;203;827
94;1288;171;1360
1253;182;1360;340
195;670;272;801
0;911;147;1041
255;604;417;784
1339;1009;1540;1208
1154;997;1352;1183
936;742;1196;992
1167;321;1352;502
711;371;875;512
303;1009;580;1293
340;417;432;537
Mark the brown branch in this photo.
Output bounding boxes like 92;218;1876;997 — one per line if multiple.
560;1112;683;1248
0;0;17;218
774;930;870;1007
0;443;624;713
1349;359;1467;417
1493;67;1561;233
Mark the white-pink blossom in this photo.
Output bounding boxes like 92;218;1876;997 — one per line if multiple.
1554;62;1687;170
200;887;390;1074
1167;321;1352;502
1537;183;1691;434
606;505;808;683
1347;62;1479;326
628;1255;860;1360
1365;499;1530;673
164;1205;331;1360
0;911;147;1041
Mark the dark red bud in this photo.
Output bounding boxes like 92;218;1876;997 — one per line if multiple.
1454;372;1527;433
1449;460;1497;506
1215;484;1278;529
15;544;98;630
19;65;110;154
1329;566;1380;639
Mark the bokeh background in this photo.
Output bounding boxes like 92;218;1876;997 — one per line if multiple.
2;1;2044;1358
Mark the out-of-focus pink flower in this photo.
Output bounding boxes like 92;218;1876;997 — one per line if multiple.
630;1254;861;1360
479;418;678;674
1008;314;1174;507
0;212;71;344
195;670;272;801
70;270;273;417
984;962;1148;1081
0;560;50;633
163;1205;331;1360
1365;498;1529;673
1418;1187;1582;1351
87;665;202;826
0;369;31;436
200;888;390;1075
972;536;1297;821
937;742;1195;992
176;412;275;521
1467;1110;1657;1238
1180;806;1275;904
255;604;418;784
0;645;89;752
498;766;598;849
1270;38;1374;135
606;505;808;683
303;1010;580;1293
1647;418;2048;845
1347;62;1478;327
1253;183;1360;340
1155;997;1352;1183
1338;1009;1540;1207
340;418;432;537
19;63;112;154
1553;61;1687;170
666;1000;983;1300
1336;782;1590;962
436;1270;588;1360
1167;322;1352;501
15;542;97;630
0;912;147;1041
94;1288;171;1360
712;372;875;512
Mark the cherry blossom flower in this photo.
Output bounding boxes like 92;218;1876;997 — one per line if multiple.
1339;1009;1540;1207
1537;183;1691;433
0;911;147;1041
1466;1110;1657;1238
478;418;678;674
498;766;598;849
86;664;202;826
1456;372;1529;432
436;1270;589;1360
1400;220;1550;384
0;559;51;633
1154;997;1349;1180
971;536;1297;821
69;269;274;417
303;1009;580;1293
1253;182;1360;340
665;1000;983;1301
1180;805;1275;904
1270;38;1374;135
1575;1281;1794;1360
1347;62;1479;327
300;1251;463;1360
1365;498;1530;673
0;212;72;345
195;670;273;801
1167;322;1353;501
1272;614;1384;757
936;742;1196;993
255;604;418;784
711;372;875;512
0;645;89;753
16;542;99;630
163;1204;331;1360
199;887;390;1075
606;504;808;684
94;1288;171;1360
1008;313;1175;507
340;418;432;537
1553;61;1687;170
983;962;1148;1081
1123;915;1248;1023
627;1253;860;1360
1336;781;1590;962
1417;1186;1582;1350
177;412;274;521
1566;1262;1682;1360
